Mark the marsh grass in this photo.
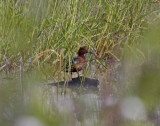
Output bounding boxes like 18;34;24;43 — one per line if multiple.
0;0;159;80
1;1;160;126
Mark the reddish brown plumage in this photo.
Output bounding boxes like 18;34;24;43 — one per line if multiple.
66;46;90;73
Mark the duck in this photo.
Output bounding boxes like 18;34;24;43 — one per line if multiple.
66;46;93;78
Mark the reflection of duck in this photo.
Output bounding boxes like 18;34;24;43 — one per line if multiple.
66;46;93;77
47;76;99;89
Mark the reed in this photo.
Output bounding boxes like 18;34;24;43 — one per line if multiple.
0;0;158;80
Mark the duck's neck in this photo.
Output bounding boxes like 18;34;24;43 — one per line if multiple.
79;55;86;58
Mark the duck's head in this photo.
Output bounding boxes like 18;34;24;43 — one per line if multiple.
78;46;93;56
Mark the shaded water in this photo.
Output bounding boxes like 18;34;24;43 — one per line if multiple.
0;61;160;126
0;77;101;126
0;62;117;126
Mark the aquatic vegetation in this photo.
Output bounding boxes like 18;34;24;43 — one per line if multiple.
0;0;160;126
0;0;157;79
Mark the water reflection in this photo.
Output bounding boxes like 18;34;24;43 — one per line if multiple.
0;56;160;126
43;81;101;126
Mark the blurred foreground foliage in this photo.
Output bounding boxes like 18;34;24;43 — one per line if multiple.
0;0;160;126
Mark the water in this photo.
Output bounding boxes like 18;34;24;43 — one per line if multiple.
0;62;159;126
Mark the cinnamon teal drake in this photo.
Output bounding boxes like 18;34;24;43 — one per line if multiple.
66;46;93;78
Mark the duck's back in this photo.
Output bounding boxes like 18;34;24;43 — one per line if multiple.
66;56;87;72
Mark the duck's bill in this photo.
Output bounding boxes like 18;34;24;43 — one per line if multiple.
88;52;94;54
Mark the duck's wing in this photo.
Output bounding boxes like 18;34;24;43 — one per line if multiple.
71;57;87;72
72;57;81;64
66;57;81;72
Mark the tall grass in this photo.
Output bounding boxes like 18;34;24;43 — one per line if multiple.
0;0;158;79
1;1;160;126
